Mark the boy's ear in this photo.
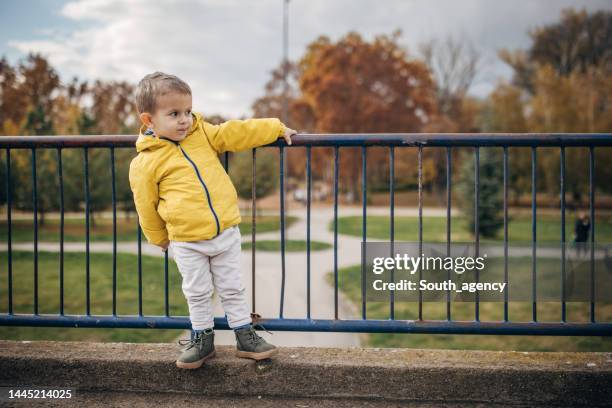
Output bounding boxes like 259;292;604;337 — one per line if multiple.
139;112;153;128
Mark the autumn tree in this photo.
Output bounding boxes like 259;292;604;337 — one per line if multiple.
0;57;28;134
252;61;316;186
0;54;142;225
500;8;612;94
4;54;62;225
490;8;612;206
297;31;437;201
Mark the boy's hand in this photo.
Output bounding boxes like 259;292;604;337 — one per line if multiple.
281;127;296;145
160;240;170;253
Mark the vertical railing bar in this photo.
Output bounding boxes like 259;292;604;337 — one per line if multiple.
251;148;257;313
446;147;452;321
6;149;12;315
333;146;339;320
306;146;312;319
560;146;566;322
361;146;367;320
110;147;118;317
227;149;233;319
226;150;233;317
589;146;595;323
474;147;479;322
226;148;232;317
389;146;395;320
84;147;91;316
32;148;38;315
279;146;286;318
531;147;537;322
58;148;65;316
418;145;423;321
137;224;143;317
503;146;509;322
164;251;169;317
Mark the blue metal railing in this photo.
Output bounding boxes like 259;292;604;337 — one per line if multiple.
1;133;611;336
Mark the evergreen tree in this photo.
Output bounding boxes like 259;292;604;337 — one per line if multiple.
457;148;505;238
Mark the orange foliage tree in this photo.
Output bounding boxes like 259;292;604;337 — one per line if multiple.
254;31;438;202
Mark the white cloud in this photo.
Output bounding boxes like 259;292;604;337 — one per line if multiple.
6;0;612;117
9;0;288;117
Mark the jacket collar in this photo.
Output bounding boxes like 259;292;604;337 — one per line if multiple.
135;112;203;152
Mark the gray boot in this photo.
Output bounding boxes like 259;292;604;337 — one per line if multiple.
176;328;215;369
234;324;278;360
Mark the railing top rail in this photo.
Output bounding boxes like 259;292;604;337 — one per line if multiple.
1;133;611;148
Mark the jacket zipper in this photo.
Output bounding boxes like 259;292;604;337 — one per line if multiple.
160;137;221;237
179;146;221;237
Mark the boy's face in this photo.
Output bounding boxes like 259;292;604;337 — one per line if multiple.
140;91;193;141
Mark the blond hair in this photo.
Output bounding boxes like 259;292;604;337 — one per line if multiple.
135;72;192;113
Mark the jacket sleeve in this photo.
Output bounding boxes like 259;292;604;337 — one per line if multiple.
201;118;286;153
128;157;169;246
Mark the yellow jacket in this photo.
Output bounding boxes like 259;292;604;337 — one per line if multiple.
129;112;285;245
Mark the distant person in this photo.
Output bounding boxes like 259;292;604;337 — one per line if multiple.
129;72;296;369
573;211;590;256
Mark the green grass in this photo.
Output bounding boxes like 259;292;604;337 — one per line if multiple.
0;215;297;242
331;213;612;244
0;251;189;343
242;240;332;252
240;215;298;235
328;262;612;351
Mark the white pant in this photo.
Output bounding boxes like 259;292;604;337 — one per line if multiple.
169;225;251;330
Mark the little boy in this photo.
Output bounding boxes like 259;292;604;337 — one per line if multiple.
128;72;295;369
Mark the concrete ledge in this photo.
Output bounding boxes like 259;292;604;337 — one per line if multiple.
0;340;611;406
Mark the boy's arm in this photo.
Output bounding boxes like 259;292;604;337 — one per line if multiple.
202;118;288;153
128;158;169;247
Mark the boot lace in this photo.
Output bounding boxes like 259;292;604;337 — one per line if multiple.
243;323;273;346
178;329;212;350
250;312;272;335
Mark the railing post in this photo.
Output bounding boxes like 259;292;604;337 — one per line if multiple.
503;146;509;322
31;148;38;316
589;146;595;323
279;146;286;318
83;147;91;316
361;146;367;320
251;148;257;313
58;148;65;316
474;146;480;322
560;146;566;322
306;145;312;319
531;147;537;323
418;145;423;321
5;148;12;315
333;146;339;319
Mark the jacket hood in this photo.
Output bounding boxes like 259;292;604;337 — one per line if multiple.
135;112;203;152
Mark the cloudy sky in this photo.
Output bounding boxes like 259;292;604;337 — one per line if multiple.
1;0;610;118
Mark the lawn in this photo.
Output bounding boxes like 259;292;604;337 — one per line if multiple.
331;213;612;244
0;251;189;343
242;240;332;251
0;215;298;243
328;262;612;352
